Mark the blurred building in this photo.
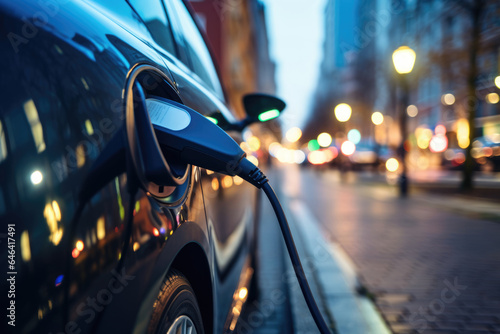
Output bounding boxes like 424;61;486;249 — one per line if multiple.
310;0;500;170
188;0;276;118
305;0;364;144
374;0;500;171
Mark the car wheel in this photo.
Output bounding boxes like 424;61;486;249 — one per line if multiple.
148;269;205;334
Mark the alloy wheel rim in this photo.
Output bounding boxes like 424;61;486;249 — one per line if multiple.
166;315;197;334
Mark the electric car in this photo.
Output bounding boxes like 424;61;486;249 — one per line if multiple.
0;0;278;333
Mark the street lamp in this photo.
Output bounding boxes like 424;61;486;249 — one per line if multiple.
392;46;416;74
392;45;416;197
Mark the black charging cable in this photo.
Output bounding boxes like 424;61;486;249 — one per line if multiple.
238;160;332;334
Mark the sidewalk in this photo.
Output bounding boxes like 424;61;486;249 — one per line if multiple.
345;170;500;220
278;166;391;334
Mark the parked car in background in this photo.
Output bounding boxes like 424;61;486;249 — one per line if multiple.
349;142;391;171
0;0;269;333
442;136;500;172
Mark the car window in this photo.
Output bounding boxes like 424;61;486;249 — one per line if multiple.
128;0;177;56
167;0;224;99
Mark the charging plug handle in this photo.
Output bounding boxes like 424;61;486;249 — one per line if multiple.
149;97;247;176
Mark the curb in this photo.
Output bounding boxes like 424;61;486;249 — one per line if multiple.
284;199;391;334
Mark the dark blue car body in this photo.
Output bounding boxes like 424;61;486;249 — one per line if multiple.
0;0;257;333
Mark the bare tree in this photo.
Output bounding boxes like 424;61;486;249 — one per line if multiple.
456;0;486;191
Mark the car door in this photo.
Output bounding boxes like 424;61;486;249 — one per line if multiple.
0;0;202;333
0;2;139;333
160;0;258;331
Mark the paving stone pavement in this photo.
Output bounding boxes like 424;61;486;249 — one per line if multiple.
295;167;500;334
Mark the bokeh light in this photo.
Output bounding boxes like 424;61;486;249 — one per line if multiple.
341;141;356;156
286;127;302;143
247;155;259;167
454;152;466;165
486;93;499;104
435;124;446;135
308;151;326;165
133;242;140;252
386;158;399;172
238;287;248;300
222;175;233;188
75;240;84;252
308;139;320;151
456;118;469;149
429;134;448;153
268;142;282;156
31;170;43;185
417;156;430;170
371;111;384;125
441;93;455;105
328;146;339;160
407;105;418;117
306;148;337;165
294;150;306;164
211;178;219;191
247;136;261;151
416;127;433;149
347;129;361;144
234;176;244;185
317;132;332;147
334;103;352;122
322;148;336;162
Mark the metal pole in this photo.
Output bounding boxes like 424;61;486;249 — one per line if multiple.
399;75;409;197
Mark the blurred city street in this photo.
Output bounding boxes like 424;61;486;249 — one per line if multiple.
241;164;500;334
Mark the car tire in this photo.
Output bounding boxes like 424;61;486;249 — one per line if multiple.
148;269;205;334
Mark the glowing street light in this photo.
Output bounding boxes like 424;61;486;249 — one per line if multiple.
495;76;500;89
392;46;416;74
334;103;352;122
371;111;384;125
392;45;416;197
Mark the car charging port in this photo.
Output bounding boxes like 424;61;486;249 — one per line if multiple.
125;70;191;199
